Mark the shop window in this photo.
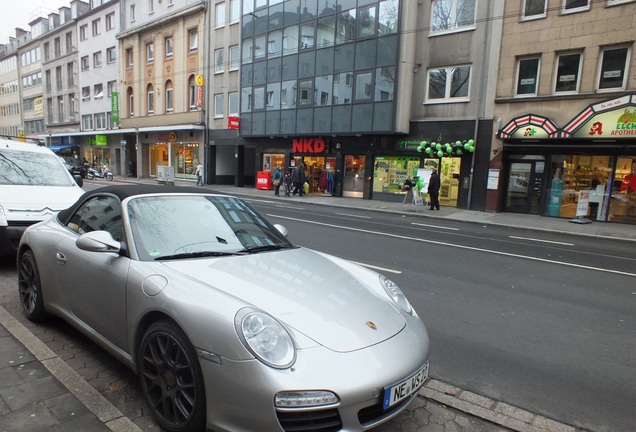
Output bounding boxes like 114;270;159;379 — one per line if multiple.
516;57;540;96
598;47;629;90
554;52;581;93
372;156;421;195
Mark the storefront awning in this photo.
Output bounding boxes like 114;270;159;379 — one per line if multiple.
49;144;78;153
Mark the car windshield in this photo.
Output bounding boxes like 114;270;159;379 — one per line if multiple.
0;148;73;186
127;194;293;261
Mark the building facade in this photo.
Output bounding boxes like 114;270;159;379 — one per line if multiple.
492;0;636;225
238;0;503;208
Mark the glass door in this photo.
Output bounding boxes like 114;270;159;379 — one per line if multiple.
505;156;545;214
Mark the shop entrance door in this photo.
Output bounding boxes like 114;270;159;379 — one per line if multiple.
504;158;545;214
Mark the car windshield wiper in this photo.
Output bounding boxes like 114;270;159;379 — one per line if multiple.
155;251;244;261
239;245;291;254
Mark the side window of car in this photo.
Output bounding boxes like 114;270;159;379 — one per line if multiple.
66;196;124;241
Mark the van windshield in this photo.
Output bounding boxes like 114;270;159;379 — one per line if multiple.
0;149;74;186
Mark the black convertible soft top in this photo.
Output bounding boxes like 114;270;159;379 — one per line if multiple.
57;184;218;224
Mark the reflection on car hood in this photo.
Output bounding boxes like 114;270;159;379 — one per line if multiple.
162;248;405;352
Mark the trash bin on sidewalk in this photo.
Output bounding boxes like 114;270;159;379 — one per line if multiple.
256;171;273;190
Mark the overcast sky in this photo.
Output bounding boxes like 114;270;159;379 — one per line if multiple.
1;0;63;44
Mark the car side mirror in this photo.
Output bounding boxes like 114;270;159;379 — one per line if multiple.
76;230;121;253
73;174;83;188
274;224;288;237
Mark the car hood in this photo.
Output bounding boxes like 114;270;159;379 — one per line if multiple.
1;185;83;221
162;248;406;352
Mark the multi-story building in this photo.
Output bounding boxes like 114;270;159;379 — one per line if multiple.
237;0;503;208
117;0;207;181
76;0;122;170
41;1;89;151
492;0;636;225
0;33;26;138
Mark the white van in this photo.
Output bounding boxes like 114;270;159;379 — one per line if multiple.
0;138;85;255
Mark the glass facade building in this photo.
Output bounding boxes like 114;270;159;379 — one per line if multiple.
240;0;400;137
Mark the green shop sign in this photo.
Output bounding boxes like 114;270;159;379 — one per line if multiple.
89;135;108;146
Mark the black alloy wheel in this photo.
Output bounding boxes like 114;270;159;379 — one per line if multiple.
138;321;206;432
18;250;47;322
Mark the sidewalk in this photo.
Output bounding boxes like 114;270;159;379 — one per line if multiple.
1;176;608;432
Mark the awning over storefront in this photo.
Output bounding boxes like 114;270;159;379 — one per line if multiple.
49;144;79;153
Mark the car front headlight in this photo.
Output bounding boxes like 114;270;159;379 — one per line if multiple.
236;310;296;369
380;275;413;315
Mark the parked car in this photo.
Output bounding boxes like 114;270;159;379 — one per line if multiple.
0;137;84;256
17;184;430;432
59;156;87;178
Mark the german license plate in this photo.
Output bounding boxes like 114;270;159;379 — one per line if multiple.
382;361;429;409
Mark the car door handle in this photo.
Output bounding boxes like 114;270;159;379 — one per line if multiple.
56;252;67;264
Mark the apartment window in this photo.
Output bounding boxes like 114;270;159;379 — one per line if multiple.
516;57;540;96
216;2;226;27
44;42;50;61
106;12;115;30
65;32;72;55
94;83;104;99
93;51;103;68
80;25;88;40
126;48;133;68
67;63;74;87
215;49;224;73
165;37;173;59
229;91;238;115
130;4;136;22
523;0;546;19
55;66;63;90
92;19;101;36
82;86;90;100
598;47;629;90
562;0;590;13
354;72;372;100
107;80;117;96
95;113;106;129
146;43;154;64
189;76;197;110
81;56;89;71
128;90;134;117
165;81;174;113
214;93;224;117
82;114;94;130
107;47;116;63
69;94;75;119
554;52;581;93
431;0;476;33
426;65;471;101
147;85;154;115
189;28;198;52
54;38;61;57
230;0;240;23
229;45;239;70
57;97;64;122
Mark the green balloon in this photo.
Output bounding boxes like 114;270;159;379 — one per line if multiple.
455;140;461;146
436;144;442;151
437;150;444;158
464;143;470;150
467;139;475;146
425;147;432;154
417;145;423;152
457;149;463;155
417;178;425;190
468;145;475;152
422;141;428;146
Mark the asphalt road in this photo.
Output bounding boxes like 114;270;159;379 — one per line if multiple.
244;197;636;432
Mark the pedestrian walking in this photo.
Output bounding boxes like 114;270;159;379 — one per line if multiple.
427;168;441;210
284;170;293;196
195;162;204;186
292;162;306;196
273;165;282;196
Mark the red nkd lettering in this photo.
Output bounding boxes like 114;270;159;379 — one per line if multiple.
292;138;326;153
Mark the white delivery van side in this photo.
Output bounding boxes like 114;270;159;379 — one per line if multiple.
0;138;85;255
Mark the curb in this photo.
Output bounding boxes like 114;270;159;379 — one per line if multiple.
421;380;576;432
0;304;143;432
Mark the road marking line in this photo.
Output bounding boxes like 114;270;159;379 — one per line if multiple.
269;214;636;278
336;213;372;219
411;222;459;231
349;260;401;274
509;236;574;246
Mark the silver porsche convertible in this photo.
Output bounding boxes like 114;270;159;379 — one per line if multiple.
17;185;430;432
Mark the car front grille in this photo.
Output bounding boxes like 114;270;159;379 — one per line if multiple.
276;407;342;432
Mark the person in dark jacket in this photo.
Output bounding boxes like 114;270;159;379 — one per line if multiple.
427;168;441;210
292;162;306;196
